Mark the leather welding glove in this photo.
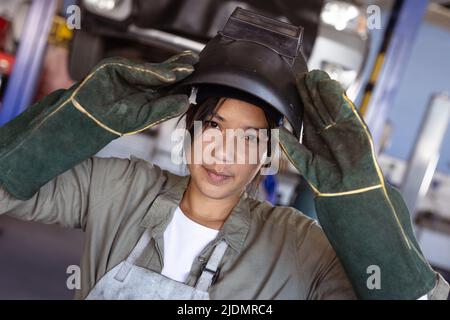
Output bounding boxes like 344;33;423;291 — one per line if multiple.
279;70;449;299
0;50;199;200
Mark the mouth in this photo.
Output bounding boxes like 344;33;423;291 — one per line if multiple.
202;166;233;184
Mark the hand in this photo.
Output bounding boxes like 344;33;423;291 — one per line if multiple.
279;70;384;196
72;50;199;135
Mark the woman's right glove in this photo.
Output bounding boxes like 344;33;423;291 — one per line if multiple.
0;50;199;200
279;70;449;299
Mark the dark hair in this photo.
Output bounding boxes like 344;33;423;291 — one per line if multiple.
176;96;281;198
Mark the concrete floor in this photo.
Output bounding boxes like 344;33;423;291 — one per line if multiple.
0;216;84;299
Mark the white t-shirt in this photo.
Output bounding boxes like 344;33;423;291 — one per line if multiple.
161;206;219;283
160;207;431;299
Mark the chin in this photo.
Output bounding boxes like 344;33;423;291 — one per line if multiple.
199;184;231;200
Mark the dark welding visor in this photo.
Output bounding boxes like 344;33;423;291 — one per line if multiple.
172;7;308;139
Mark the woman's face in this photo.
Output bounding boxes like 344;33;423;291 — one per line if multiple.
187;98;269;200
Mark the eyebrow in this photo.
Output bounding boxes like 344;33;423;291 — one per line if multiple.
211;113;267;130
212;112;226;122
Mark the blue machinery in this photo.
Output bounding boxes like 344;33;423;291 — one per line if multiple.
362;0;429;151
361;0;450;217
0;0;57;126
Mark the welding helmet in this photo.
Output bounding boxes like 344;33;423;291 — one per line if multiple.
171;7;308;139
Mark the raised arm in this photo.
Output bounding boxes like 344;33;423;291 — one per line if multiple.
279;70;449;299
0;50;198;201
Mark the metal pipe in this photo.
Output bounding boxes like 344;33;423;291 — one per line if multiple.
401;93;450;216
128;25;206;53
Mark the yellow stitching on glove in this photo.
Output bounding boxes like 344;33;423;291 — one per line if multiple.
163;50;197;63
71;61;193;98
123;108;187;135
66;61;193;136
343;93;411;249
71;97;188;137
21;61;191;138
279;140;383;196
0;99;73;159
278;93;411;249
1;61;192;158
71;98;123;136
316;184;383;197
322;122;336;131
278;140;320;195
74;63;179;90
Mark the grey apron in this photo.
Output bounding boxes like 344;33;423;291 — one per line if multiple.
85;228;228;300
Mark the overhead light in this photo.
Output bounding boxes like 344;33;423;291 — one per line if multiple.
84;0;122;11
82;0;132;21
321;1;361;31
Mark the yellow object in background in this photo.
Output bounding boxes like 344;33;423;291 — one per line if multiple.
48;15;73;48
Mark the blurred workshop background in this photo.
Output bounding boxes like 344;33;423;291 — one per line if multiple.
0;0;449;299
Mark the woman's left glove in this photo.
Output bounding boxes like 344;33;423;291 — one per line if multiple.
0;50;198;200
279;70;449;299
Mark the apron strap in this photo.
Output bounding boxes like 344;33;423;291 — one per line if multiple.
114;229;153;282
195;239;228;292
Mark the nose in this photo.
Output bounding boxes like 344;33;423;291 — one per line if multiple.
210;130;236;164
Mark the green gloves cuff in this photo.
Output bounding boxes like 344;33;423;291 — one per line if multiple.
314;184;437;299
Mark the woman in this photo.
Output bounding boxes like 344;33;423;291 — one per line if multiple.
0;86;355;300
0;8;446;300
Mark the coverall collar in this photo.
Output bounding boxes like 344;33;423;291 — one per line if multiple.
140;172;252;254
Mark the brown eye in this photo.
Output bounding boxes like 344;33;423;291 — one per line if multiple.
244;135;257;142
205;120;219;129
